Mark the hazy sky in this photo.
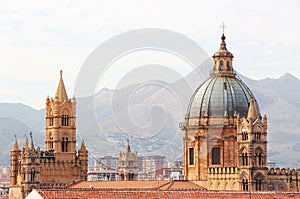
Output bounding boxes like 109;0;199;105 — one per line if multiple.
0;0;299;109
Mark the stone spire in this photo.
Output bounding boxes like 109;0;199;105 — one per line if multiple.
55;70;68;102
80;139;87;151
24;136;28;148
263;114;268;129
29;132;34;149
13;135;19;151
46;95;51;106
247;96;258;121
212;34;235;76
126;139;131;153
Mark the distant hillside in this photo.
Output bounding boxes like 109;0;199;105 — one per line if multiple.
1;70;300;168
0;117;44;165
0;103;45;132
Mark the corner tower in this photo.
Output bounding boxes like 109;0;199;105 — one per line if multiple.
237;97;268;191
9;135;41;199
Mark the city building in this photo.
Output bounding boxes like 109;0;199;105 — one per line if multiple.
9;71;88;199
0;166;9;198
99;156;119;171
156;167;183;180
0;188;7;198
0;167;9;179
87;159;118;181
169;160;183;168
137;155;166;180
180;34;300;191
118;139;138;180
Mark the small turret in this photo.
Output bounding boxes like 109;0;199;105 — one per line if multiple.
24;137;29;149
46;95;51;106
78;139;88;180
10;135;21;187
263;114;268;129
126;139;131;153
247;96;258;122
80;140;87;151
13;135;19;151
72;95;76;102
71;95;76;116
29;132;34;150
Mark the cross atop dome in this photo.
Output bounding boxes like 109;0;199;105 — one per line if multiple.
219;22;227;35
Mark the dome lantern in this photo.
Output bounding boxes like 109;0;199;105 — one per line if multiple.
212;34;235;77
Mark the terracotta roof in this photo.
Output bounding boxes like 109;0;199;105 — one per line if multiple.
67;180;206;190
28;189;300;199
158;181;205;190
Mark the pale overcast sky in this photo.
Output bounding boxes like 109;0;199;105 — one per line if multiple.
0;0;299;109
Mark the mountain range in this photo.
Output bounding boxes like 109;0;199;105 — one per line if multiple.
1;69;300;168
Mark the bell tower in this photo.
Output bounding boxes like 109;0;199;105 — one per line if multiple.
45;70;77;160
10;70;88;198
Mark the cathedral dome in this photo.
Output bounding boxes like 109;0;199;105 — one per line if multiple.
186;34;260;118
187;75;259;117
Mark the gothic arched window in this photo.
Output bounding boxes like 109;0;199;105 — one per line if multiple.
49;109;54;126
241;149;248;166
30;168;36;182
242;178;249;191
65;137;68;152
62;137;65;152
255;148;263;166
242;132;248;141
128;172;134;180
62;115;69;126
254;173;264;191
255;131;261;140
244;153;248;166
50;137;53;149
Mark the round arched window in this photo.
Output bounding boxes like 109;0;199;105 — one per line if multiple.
226;61;230;70
219;61;224;70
